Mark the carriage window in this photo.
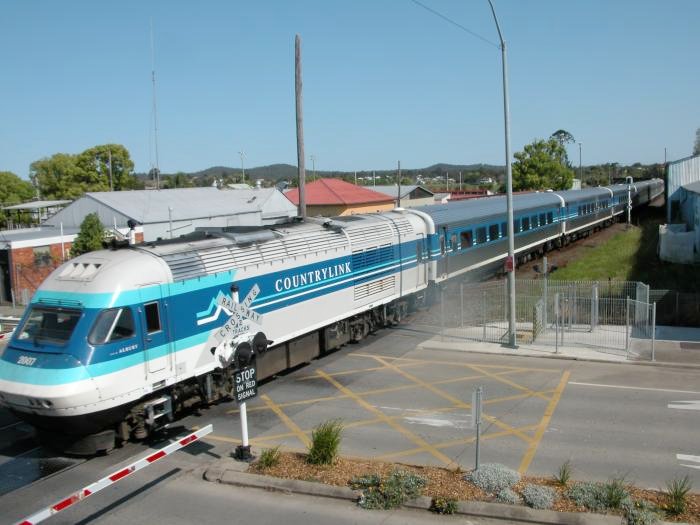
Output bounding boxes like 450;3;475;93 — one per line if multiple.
539;213;546;225
547;212;554;224
451;234;458;250
89;308;135;345
475;227;487;244
144;302;161;334
521;217;530;231
531;215;539;228
439;235;446;255
460;230;473;248
500;222;507;237
514;218;520;232
488;224;499;241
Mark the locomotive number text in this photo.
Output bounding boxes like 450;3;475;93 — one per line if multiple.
17;355;37;366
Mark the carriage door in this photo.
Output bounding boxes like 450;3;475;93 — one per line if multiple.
139;286;172;378
415;233;427;287
439;226;448;278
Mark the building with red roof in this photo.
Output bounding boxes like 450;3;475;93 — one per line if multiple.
285;178;395;216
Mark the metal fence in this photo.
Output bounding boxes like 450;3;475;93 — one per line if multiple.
433;277;656;360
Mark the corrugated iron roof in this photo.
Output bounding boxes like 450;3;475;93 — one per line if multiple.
284;178;394;206
372;185;434;199
83;187;296;223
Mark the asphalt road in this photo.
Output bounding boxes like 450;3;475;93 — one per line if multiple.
1;325;699;523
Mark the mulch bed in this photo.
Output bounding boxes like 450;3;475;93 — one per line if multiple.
250;452;700;523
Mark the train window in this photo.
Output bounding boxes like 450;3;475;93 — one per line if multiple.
475;227;487;244
547;212;554;224
89;308;135;345
521;217;530;231
577;205;582;216
439;235;446;255
539;213;546;226
451;234;458;250
460;230;473;248
500;222;507;237
144;302;161;334
488;224;499;241
514;218;520;232
531;215;539;228
17;307;81;345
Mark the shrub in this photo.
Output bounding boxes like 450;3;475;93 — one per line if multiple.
307;419;343;465
351;469;426;510
257;446;281;469
566;482;607;512
522;484;555;510
623;499;661;525
663;475;692;516
430;497;458;515
554;460;573;487
466;463;521;494
602;477;630;510
496;487;521;505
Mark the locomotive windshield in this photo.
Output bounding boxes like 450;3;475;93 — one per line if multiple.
88;308;135;345
16;306;82;345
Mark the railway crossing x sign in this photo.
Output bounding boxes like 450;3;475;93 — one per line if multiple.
214;284;262;343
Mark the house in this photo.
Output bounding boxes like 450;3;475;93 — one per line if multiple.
284;178;395;216
371;185;435;208
45;187;298;242
667;155;700;223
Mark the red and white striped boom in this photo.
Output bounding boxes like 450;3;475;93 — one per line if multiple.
17;424;213;525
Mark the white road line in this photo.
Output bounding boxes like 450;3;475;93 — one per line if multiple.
568;382;700;395
668;401;700;411
677;454;700;470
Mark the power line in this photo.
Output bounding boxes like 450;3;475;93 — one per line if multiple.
409;0;499;49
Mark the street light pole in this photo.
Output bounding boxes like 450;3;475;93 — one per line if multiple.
310;155;316;180
487;0;516;348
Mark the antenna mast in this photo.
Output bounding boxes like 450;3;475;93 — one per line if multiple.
151;19;161;189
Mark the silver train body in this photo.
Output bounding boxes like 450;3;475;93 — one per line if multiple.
0;179;662;452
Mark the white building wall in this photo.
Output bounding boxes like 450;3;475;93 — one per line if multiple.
667;155;700;222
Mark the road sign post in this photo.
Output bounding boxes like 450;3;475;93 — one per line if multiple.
213;283;264;462
471;386;483;471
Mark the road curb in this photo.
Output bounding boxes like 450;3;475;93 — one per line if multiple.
204;463;688;525
418;341;700;370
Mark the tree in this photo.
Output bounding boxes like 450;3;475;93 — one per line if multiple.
71;213;105;257
550;129;575;147
512;138;574;191
0;171;36;227
30;144;138;199
694;128;700;156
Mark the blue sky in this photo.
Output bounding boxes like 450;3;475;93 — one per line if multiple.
1;1;698;178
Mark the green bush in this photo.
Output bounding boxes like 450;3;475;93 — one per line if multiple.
522;484;555;510
351;469;426;510
307;419;343;465
258;446;281;469
466;463;520;494
663;475;692;516
496;487;521;505
430;497;458;515
623;499;660;525
566;482;608;512
554;460;573;487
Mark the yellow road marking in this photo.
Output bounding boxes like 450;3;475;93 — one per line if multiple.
518;370;571;474
316;369;456;467
373;356;533;445
469;364;551;402
350;353;559;373
260;394;311;447
296;361;424;381
376;424;540;461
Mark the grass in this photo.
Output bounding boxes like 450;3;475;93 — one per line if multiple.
551;227;641;282
554;460;573;487
307;419;344;465
258;446;281;469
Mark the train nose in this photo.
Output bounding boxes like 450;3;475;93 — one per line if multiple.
0;347;102;416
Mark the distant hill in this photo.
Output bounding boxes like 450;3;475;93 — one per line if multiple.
135;162;505;185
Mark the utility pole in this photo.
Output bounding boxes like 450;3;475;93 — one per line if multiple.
238;150;246;185
578;142;582;184
397;161;402;208
108;148;113;191
310;155;316;180
354;170;357;185
150;19;160;190
295;35;306;220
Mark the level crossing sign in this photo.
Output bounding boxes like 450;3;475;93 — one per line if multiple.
214;284;262;344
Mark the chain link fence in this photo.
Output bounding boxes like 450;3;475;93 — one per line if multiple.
433;277;657;360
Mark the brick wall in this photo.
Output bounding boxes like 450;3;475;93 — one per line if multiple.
10;242;73;304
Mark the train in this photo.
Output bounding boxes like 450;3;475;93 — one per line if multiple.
0;178;663;454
